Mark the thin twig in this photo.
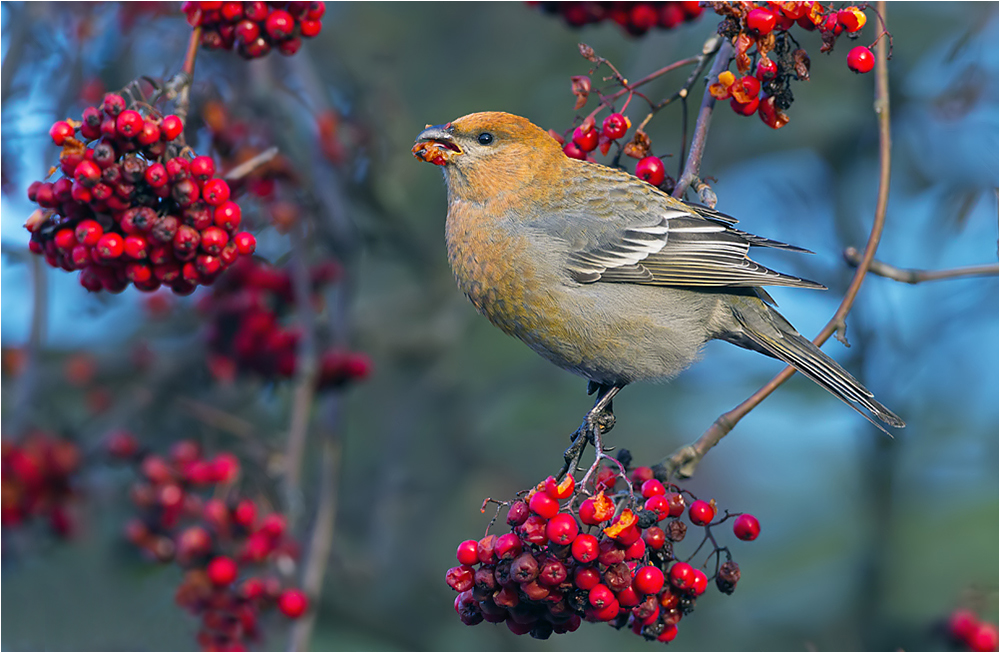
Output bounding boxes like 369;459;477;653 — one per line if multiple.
175;26;201;124
843;247;999;284
581;53;705;126
283;218;320;519
223;146;280;181
288;422;341;652
175;396;258;439
666;2;895;478
673;39;735;198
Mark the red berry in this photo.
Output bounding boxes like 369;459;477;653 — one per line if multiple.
137;120;161;146
731;95;760;116
493;532;522;560
166;157;190;180
690;568;708;595
950;610;981;642
49;120;75;146
756;57;778;81
220;0;243;20
733;513;761;541
746;7;776;35
837;7;867;33
306;2;325;20
644;495;670;521
528;491;559;519
202;178;231;206
544;474;575;500
214;201;242;231
476;534;497;564
102;93;126;117
299;19;322;38
277;36;303;56
659;2;684;28
574;566;601;591
233;499;257;528
641;478;665;498
545;513;579;545
200;226;229;255
668;561;695;590
211;452;240;482
635;156;665;186
245;0;268;21
657;624;678;643
116;110;144;139
642;526;666;549
235;19;260;44
633;565;664;595
96;233;124;259
145;163;168;188
563;141;587;161
125;262;153;284
602;112;628;140
588;583;615;609
74;160;102;187
189;155;216;181
172;178;200;207
233;231;256;255
572;124;599;152
688;499;715;525
206;555;239;586
75;219;104;246
970;623;1000;652
847;46;875;74
265;9;295;39
456;539;479;566
160;115;184;141
54;228;77;251
277;589;308;618
571;533;600;563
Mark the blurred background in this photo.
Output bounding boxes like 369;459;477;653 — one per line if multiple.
1;2;997;650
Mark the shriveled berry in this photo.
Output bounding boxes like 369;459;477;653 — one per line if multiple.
446;565;475;592
102;93;126;117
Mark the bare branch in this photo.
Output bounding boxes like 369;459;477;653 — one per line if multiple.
667;2;895;478
843;247;999;284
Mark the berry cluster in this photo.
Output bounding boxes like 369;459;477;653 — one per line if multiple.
199;257;371;388
108;432;308;651
532;2;704;37
551;111;673;194
1;431;81;538
24;92;258;295
710;2;880;128
948;610;1000;652
183;1;326;59
446;457;757;643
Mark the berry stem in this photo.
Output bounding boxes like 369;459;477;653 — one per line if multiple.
174;26;202;125
665;0;896;479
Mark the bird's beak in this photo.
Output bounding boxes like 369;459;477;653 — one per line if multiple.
412;123;462;167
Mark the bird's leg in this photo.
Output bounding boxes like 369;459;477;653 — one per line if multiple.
560;383;624;479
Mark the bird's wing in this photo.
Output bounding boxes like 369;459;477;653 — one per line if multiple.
541;171;825;290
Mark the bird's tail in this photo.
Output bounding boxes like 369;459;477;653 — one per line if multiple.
726;297;905;434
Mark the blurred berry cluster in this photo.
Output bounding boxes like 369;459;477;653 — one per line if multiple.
183;1;326;59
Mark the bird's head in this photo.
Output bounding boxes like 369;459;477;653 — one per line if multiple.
412;112;564;202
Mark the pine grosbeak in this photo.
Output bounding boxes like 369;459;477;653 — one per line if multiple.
412;112;903;432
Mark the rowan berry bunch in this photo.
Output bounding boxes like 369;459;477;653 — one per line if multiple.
446;452;758;643
24;91;258;295
108;433;308;651
709;1;886;128
183;1;326;60
948;610;1000;653
1;431;81;538
532;2;704;37
199;257;370;388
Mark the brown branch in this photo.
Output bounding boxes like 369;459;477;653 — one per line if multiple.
843;247;999;284
283;218;320;518
673;38;735;199
666;2;895;479
175;396;257;439
223;146;280;181
581;53;706;126
174;26;201;124
637;34;723;133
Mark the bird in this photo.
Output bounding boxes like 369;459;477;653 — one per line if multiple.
411;111;904;449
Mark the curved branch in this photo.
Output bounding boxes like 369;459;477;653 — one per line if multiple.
667;2;894;479
843;247;999;284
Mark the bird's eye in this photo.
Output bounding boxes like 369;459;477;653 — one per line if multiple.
477;132;494;145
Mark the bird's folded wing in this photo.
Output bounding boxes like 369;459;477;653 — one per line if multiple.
559;197;825;290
